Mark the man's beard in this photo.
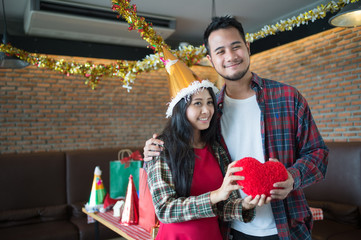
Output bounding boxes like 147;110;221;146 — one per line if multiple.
218;62;250;81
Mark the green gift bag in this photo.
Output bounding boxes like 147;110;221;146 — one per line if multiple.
109;149;143;199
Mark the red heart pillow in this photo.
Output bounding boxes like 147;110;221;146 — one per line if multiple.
234;157;288;197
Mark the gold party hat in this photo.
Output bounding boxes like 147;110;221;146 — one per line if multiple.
163;47;219;118
120;175;139;225
163;46;199;99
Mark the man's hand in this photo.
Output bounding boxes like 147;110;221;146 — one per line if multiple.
143;133;164;161
268;158;294;200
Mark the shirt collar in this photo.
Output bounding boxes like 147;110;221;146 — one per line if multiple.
217;72;263;109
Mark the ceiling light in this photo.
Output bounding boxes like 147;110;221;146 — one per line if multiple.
0;52;30;68
329;1;361;27
0;0;29;69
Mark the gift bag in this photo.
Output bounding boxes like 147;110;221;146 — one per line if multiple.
109;149;143;199
139;168;159;234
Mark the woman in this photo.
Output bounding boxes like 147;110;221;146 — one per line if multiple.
145;74;262;239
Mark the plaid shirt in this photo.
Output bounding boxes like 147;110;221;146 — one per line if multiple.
145;141;255;240
216;73;329;240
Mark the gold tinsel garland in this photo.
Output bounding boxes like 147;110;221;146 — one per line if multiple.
112;0;168;53
0;0;358;90
246;0;359;42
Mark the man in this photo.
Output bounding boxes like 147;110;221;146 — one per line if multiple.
144;16;328;240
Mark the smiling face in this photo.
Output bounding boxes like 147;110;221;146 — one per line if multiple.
186;89;215;133
207;27;251;82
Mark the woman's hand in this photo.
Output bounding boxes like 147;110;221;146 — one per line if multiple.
210;161;243;204
242;194;272;210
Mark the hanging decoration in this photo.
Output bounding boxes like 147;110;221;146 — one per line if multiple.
112;0;168;52
0;0;358;90
246;0;360;42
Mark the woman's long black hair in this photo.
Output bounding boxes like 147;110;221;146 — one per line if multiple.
158;87;218;197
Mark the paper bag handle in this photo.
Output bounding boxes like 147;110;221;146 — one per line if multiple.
118;149;133;161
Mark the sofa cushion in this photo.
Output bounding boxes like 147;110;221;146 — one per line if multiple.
328;229;361;240
0;220;78;240
0;152;67;211
69;201;87;218
304;142;361;207
308;200;360;227
70;216;118;240
0;204;69;228
68;200;118;240
311;219;359;240
66;148;119;205
66;148;142;204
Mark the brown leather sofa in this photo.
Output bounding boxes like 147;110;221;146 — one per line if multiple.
0;147;142;240
1;143;360;240
304;142;361;240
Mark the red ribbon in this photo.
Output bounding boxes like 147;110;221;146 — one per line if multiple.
120;150;143;168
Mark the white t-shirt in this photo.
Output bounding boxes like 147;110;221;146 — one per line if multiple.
221;94;278;236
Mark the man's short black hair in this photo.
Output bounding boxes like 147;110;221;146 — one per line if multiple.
203;15;246;54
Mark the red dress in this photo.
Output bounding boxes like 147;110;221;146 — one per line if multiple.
155;146;224;240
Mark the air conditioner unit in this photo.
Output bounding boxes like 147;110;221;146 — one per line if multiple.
24;0;176;47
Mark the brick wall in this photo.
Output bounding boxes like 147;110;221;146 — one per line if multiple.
1;26;360;154
250;26;361;141
0;58;218;154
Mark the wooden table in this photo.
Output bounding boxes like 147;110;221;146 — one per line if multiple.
82;208;153;240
